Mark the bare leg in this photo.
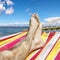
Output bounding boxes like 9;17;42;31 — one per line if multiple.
0;14;44;60
12;14;40;60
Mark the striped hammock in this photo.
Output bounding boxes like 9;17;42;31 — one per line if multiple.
0;31;60;60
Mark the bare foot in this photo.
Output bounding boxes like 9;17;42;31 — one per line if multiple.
29;14;44;52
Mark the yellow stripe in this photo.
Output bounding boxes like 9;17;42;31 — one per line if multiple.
41;32;48;42
0;32;27;46
46;39;60;60
26;49;40;60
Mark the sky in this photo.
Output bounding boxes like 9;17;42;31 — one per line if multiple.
0;0;60;25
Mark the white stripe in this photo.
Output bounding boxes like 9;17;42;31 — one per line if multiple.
0;32;22;40
37;32;60;60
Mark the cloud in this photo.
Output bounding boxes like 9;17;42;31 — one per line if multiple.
6;0;13;5
44;17;60;22
26;8;33;16
0;3;6;13
5;7;14;14
20;22;29;25
26;8;37;16
0;0;14;14
43;17;60;26
15;22;29;26
0;22;29;26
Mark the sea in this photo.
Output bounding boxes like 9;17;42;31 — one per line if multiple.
0;27;28;37
0;27;60;37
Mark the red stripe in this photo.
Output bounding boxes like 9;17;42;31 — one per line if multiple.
55;51;60;60
45;32;56;44
30;49;42;60
0;35;26;51
30;32;56;60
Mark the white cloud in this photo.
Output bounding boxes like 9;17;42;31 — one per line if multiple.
43;17;60;26
26;8;33;16
0;0;14;14
13;22;29;26
26;8;37;16
20;22;29;25
0;22;29;26
5;7;14;14
6;0;13;5
44;17;60;22
0;3;6;13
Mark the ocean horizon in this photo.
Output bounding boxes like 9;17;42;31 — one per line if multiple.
0;27;28;37
0;26;60;37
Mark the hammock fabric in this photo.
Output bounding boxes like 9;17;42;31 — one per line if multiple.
0;31;60;60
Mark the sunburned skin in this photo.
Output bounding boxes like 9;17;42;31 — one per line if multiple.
0;14;44;60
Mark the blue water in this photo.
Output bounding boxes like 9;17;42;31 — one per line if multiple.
0;27;28;37
0;27;60;37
